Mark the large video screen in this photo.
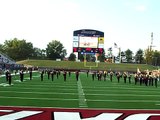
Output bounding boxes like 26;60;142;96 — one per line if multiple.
73;29;104;53
79;36;98;48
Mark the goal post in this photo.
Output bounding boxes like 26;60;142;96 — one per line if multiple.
83;53;99;70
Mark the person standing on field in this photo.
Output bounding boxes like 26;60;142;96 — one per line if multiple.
29;68;32;80
5;70;9;81
110;71;113;82
117;72;121;83
40;70;44;81
8;72;12;85
20;70;24;82
51;70;54;81
63;70;67;81
123;72;127;83
76;70;79;81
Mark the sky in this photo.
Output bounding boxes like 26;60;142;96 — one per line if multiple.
0;0;160;56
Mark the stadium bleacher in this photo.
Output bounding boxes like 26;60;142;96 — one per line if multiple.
0;52;20;72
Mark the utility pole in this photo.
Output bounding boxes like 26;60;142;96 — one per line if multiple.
150;32;153;51
150;32;156;50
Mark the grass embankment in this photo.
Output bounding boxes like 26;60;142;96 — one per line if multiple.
17;59;157;72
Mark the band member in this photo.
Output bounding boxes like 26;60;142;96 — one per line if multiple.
56;70;59;79
87;70;89;77
128;73;132;84
117;72;121;83
63;70;67;81
97;71;102;81
40;70;44;81
29;68;32;80
76;70;79;81
92;72;95;81
110;71;113;82
123;72;127;83
68;71;71;77
51;70;54;81
47;70;50;80
20;70;24;82
134;73;138;85
8;72;12;85
154;74;159;88
139;74;143;86
103;71;107;81
5;70;9;81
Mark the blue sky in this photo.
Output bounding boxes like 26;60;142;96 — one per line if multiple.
0;0;159;56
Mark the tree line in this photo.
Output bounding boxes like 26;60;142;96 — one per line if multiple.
0;38;159;66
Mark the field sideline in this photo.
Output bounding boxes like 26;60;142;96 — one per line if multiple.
0;71;160;110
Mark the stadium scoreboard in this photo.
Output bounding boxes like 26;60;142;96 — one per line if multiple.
73;29;104;54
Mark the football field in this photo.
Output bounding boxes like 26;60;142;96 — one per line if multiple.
0;71;160;110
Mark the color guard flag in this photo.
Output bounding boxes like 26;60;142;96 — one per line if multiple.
137;68;141;74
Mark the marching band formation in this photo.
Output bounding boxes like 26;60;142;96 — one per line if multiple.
38;68;160;88
2;68;160;88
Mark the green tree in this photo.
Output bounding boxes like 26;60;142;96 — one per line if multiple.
68;53;76;61
152;50;160;66
79;53;84;62
98;52;106;62
3;38;34;60
125;49;133;63
46;40;67;60
0;43;5;53
32;48;46;59
135;49;144;64
144;46;154;65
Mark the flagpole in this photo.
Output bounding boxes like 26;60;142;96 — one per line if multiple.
119;47;121;63
114;43;121;63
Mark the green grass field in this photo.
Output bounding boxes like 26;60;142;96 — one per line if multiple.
0;71;160;110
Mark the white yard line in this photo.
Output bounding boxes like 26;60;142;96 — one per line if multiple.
1;87;77;91
84;89;160;93
0;95;159;103
16;84;77;88
87;99;160;103
0;91;77;95
0;96;78;101
77;79;88;108
82;86;159;91
0;90;159;97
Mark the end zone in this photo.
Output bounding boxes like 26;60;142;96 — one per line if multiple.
1;106;160;120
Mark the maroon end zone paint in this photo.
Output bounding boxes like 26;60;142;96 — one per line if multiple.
0;106;160;120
